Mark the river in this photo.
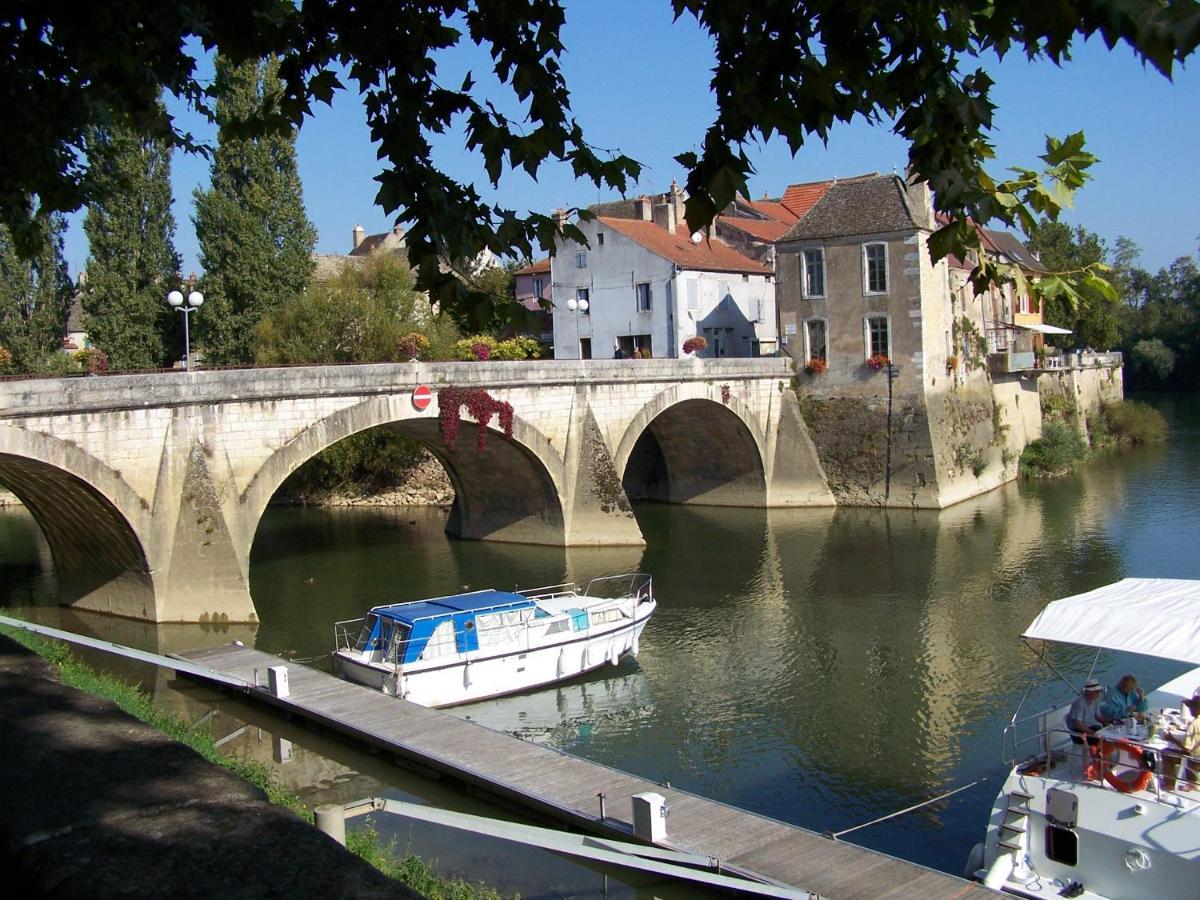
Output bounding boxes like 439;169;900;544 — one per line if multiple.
2;394;1198;897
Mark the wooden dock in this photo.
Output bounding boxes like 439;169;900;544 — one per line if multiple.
176;644;992;899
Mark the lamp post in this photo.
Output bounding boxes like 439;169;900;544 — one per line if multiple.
167;289;204;371
565;296;589;359
884;362;900;500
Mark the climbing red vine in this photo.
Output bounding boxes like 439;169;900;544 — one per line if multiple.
438;387;514;451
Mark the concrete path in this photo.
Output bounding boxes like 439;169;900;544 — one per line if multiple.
0;635;416;898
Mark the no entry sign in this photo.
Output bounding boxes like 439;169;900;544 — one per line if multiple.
411;384;433;411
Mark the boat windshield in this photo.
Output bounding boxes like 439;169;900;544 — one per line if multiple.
354;614;381;652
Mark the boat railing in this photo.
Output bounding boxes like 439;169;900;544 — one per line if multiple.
333;616;367;653
1002;702;1075;769
520;572;653;605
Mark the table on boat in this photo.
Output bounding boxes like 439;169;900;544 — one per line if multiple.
1095;717;1188;795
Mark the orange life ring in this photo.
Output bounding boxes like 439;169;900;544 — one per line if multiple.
1098;739;1153;793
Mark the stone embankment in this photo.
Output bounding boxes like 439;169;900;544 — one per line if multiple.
0;635;414;898
277;454;455;508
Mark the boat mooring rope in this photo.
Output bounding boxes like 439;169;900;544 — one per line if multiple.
829;773;998;840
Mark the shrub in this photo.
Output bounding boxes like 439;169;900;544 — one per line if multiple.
398;332;429;360
36;352;82;376
454;335;540;361
1019;422;1089;478
682;336;707;355
75;348;109;374
0;345;12;374
1096;400;1168;446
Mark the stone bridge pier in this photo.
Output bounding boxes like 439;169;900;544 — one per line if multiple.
0;360;831;622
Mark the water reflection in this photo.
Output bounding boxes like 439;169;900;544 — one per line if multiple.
2;396;1198;880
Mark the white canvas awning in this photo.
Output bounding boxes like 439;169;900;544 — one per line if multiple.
1013;322;1073;335
1022;578;1200;664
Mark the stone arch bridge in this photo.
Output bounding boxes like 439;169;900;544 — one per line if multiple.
0;359;831;623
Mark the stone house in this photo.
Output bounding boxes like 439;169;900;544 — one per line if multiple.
551;188;777;359
774;172;1119;508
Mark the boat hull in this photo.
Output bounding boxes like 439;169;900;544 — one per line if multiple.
335;604;653;707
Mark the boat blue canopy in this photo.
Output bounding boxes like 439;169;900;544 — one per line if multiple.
374;590;533;625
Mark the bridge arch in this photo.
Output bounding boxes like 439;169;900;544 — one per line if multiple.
0;425;157;619
244;397;569;546
615;386;768;506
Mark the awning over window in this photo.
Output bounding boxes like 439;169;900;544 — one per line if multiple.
1022;578;1200;664
1011;322;1073;335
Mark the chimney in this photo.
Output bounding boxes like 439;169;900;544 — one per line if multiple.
652;201;676;234
352;224;365;250
670;180;685;224
552;208;570;230
633;197;653;221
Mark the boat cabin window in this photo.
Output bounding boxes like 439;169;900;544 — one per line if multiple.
544;619;570;635
419;620;457;660
1044;826;1078;866
475;608;534;649
590;607;627;625
354;614;382;652
384;623;411;664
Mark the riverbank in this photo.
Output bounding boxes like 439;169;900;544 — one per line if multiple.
0;631;510;898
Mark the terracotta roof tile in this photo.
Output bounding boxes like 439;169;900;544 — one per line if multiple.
745;199;799;223
598;217;770;275
718;217;790;241
779;181;835;219
514;257;551;275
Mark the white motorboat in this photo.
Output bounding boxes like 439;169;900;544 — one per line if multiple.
332;573;655;707
968;578;1200;897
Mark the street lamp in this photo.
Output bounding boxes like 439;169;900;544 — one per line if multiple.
167;289;204;371
565;296;589;359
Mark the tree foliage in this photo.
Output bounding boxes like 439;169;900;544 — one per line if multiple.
82;106;182;370
254;253;459;365
2;2;1199;322
194;55;316;365
0;216;71;373
1027;220;1121;350
1119;254;1200;389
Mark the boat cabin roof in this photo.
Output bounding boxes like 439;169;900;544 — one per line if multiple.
1023;577;1200;664
371;590;534;626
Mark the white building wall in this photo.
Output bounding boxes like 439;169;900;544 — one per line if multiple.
552;218;776;359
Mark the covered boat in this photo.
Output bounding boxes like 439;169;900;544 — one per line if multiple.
969;578;1200;897
332;573;655;707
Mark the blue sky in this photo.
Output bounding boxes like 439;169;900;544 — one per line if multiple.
63;2;1200;278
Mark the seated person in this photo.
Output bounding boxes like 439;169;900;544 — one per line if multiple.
1102;674;1148;721
1065;679;1107;745
1163;689;1200;792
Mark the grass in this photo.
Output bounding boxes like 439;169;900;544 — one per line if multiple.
1019;421;1089;479
0;621;511;899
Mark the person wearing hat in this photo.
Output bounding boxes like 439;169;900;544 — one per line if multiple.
1065;679;1107;748
1163;689;1200;791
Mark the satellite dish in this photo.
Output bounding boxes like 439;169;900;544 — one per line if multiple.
690;232;703;244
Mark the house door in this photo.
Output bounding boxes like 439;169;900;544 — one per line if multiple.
579;338;592;360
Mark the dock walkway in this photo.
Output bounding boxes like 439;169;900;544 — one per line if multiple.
177;643;992;899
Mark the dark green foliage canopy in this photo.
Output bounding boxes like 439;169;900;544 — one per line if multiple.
82;109;182;370
1;2;1198;321
1027;220;1121;350
194;56;316;365
0;216;71;372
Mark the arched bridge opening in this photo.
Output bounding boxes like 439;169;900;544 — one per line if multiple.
622;399;767;506
253;414;567;552
0;454;155;618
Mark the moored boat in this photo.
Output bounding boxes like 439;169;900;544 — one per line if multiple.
332;573;655;707
968;578;1200;897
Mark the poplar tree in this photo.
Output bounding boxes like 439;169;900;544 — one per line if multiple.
193;55;316;365
0;214;71;373
82;109;181;369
